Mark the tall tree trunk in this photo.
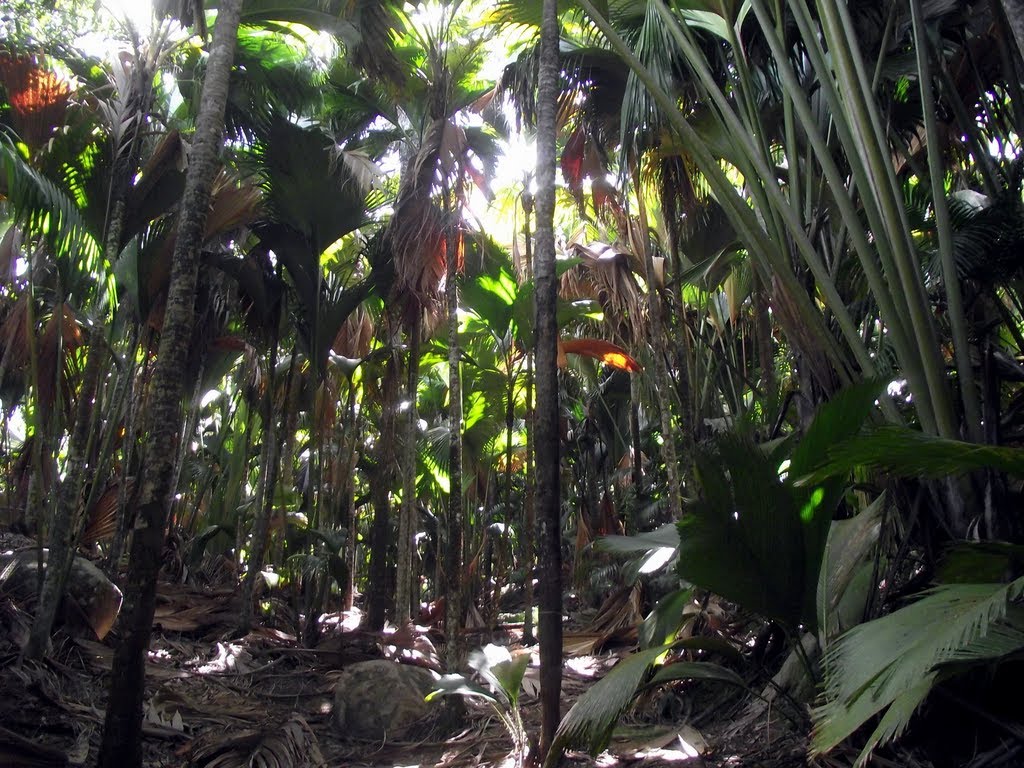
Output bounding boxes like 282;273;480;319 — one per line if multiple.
366;320;402;631
633;184;683;521
536;0;563;759
443;191;465;669
23;328;105;660
628;377;643;501
521;192;536;646
98;4;243;765
337;381;360;611
105;333;146;577
396;310;422;625
1000;0;1024;72
238;347;292;635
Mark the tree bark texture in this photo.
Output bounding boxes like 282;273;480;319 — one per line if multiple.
536;0;564;760
98;3;243;765
1000;0;1024;72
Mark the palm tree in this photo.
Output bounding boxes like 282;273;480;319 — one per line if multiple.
99;2;244;764
535;0;563;758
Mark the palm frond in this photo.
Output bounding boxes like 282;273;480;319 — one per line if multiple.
0;134;102;273
645;660;747;689
798;426;1024;486
595;522;678;554
811;576;1024;766
546;644;671;764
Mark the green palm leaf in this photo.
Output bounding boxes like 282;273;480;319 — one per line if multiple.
645;660;746;689
546;644;671;764
798;426;1024;486
0;135;102;272
811;576;1024;766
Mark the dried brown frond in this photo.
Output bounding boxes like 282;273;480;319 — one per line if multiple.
0;294;31;381
332;305;373;360
562;241;646;345
187;713;326;768
203;173;263;243
389;198;450;319
81;478;135;545
37;303;83;418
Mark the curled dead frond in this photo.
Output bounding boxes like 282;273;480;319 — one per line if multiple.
81;478;135;545
204;172;263;243
332;304;373;360
562;241;646;344
187;713;326;768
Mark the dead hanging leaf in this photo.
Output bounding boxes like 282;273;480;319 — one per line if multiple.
470;86;497;114
186;714;325;768
204;173;262;241
80;478;135;544
0;226;23;285
561;127;587;191
336;148;385;192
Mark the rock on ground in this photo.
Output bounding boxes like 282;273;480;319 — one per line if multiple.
333;659;459;742
0;548;123;640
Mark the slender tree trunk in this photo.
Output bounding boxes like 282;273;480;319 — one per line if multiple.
536;0;564;759
444;193;465;669
23;328;106;659
1000;0;1024;73
105;333;145;576
522;193;536;646
628;377;643;499
633;184;683;521
396;311;422;625
366;320;402;630
239;347;292;635
338;381;360;611
98;4;243;765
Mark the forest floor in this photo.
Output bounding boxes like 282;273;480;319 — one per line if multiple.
0;580;861;768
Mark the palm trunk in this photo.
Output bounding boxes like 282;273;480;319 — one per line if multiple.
24;328;106;659
633;182;683;521
239;347;292;635
522;193;536;646
628;377;643;499
337;381;360;611
396;310;422;625
105;332;145;577
366;320;402;631
444;192;465;669
98;4;243;765
536;0;564;759
1000;0;1024;73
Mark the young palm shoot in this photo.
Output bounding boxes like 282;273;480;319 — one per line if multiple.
427;644;532;767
